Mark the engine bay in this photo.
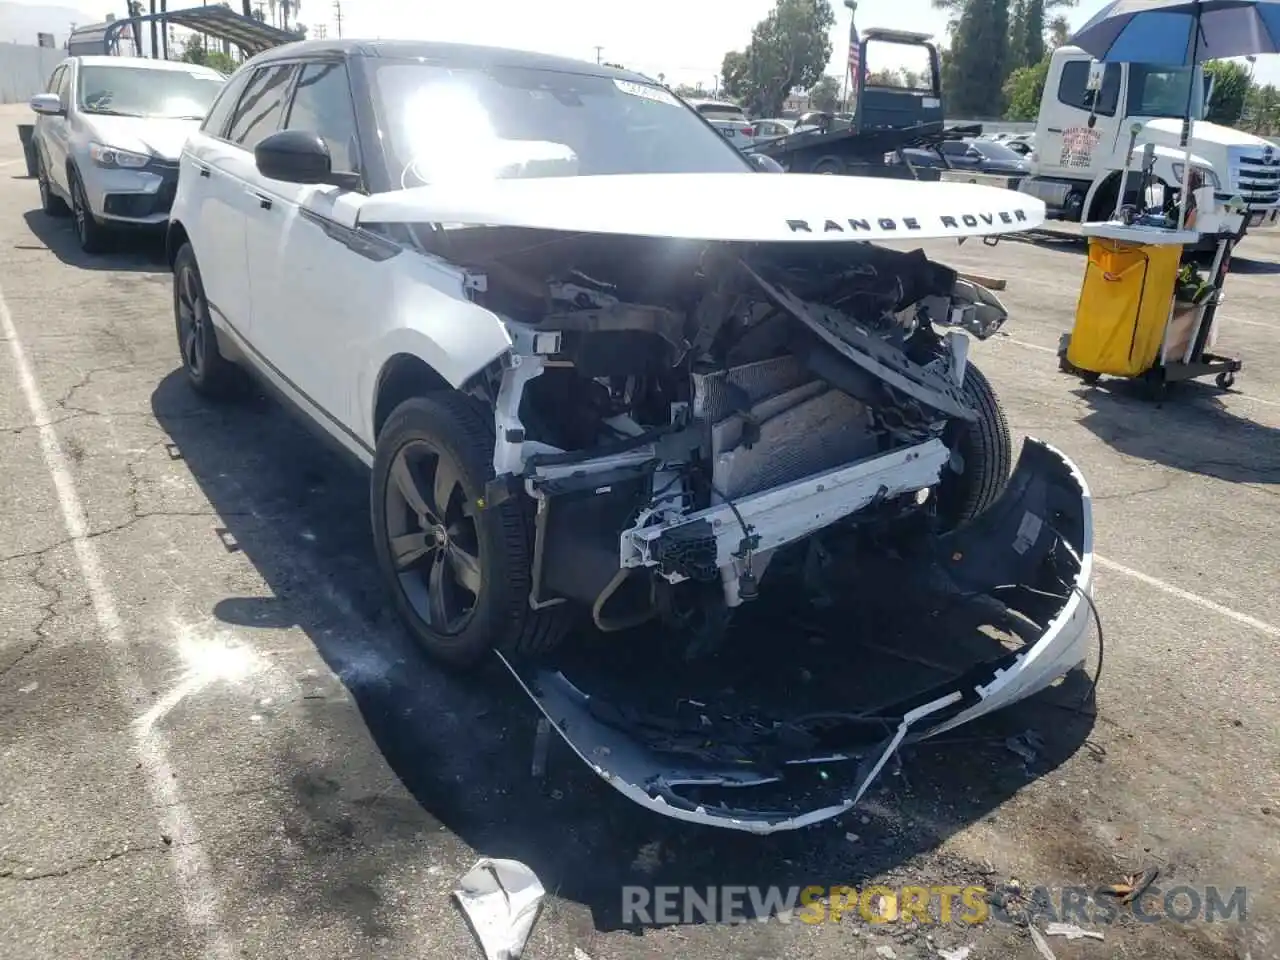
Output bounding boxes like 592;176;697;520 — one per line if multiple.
447;230;1013;651
411;226;1097;830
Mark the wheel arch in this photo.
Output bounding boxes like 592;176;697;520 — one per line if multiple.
1082;169;1123;222
166;219;190;269
371;352;454;440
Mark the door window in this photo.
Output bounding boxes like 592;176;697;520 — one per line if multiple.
45;64;64;94
284;61;362;175
1057;60;1120;117
201;67;254;138
226;64;295;151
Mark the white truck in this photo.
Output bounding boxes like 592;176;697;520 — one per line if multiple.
1012;45;1280;231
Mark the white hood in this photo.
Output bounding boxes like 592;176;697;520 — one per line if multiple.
1142;117;1273;150
85;115;201;161
355;173;1047;242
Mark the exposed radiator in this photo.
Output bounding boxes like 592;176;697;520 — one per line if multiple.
693;357;880;501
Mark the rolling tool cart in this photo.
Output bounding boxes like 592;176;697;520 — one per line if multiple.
1057;189;1248;401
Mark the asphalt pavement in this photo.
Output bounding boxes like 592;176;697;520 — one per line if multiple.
1;104;1277;960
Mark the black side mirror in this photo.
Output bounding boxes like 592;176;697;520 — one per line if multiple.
254;129;359;189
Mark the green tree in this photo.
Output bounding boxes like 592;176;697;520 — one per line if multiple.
943;0;1011;117
179;34;237;74
721;0;836;117
1048;13;1070;49
1243;82;1280;134
808;75;841;111
1007;0;1027;72
1002;56;1050;119
1204;59;1250;126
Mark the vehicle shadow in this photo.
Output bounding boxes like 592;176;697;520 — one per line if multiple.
21;209;167;271
1223;254;1280;275
1073;379;1280;484
150;370;1097;932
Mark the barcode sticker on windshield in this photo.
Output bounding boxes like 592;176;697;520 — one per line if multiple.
614;79;679;106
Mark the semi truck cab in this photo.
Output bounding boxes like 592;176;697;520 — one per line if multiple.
1019;45;1280;230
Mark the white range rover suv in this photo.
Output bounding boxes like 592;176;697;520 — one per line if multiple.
167;39;1096;832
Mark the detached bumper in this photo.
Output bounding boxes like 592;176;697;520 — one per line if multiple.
501;438;1094;834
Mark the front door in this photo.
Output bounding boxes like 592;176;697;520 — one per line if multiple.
196;62;295;339
39;63;73;195
1038;58;1122;180
244;59;381;445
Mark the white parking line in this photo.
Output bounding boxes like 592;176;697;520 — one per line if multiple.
0;284;235;959
1097;556;1280;639
998;335;1057;354
0;158;23;168
1221;314;1270;329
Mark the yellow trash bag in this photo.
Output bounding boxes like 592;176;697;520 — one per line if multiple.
1067;239;1181;377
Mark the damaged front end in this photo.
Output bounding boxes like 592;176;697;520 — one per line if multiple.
443;228;1095;831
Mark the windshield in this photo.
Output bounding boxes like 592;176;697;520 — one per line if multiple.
969;140;1025;163
1127;64;1205;120
77;65;225;119
373;62;751;188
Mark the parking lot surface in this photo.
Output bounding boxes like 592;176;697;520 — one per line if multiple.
2;104;1277;960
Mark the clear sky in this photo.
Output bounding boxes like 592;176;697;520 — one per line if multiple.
5;0;1279;88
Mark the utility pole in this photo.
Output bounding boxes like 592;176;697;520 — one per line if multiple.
333;0;343;37
593;45;603;64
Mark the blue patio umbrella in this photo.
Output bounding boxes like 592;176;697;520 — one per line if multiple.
1069;0;1280;66
1068;0;1280;225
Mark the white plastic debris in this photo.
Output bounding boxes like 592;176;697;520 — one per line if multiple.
1028;925;1057;960
453;858;545;960
875;947;897;959
1045;922;1105;941
938;946;973;960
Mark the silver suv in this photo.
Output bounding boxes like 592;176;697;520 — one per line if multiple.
29;55;225;253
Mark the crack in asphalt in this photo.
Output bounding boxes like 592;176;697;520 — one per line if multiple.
55;362;136;415
3;407;217;434
0;838;203;882
0;552;59;682
0;509;256;568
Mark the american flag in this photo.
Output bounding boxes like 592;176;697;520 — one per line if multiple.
847;17;861;101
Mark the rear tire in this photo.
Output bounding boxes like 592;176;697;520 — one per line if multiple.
936;359;1012;527
173;243;240;399
371;392;573;669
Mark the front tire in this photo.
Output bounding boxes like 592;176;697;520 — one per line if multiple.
69;169;109;253
36;150;69;217
936;360;1013;527
371;393;572;668
173;243;239;399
